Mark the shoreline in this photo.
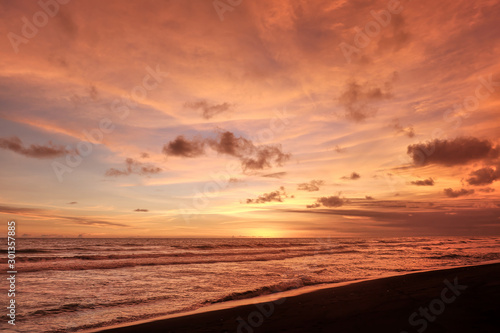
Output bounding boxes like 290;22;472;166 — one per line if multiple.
87;261;500;332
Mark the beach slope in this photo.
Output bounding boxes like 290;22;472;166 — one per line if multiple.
96;262;500;333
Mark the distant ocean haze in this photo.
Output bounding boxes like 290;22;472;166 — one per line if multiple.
1;237;499;332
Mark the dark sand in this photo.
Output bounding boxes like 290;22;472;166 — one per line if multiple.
94;262;500;333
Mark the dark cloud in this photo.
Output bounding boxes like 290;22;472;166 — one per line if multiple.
410;178;435;186
338;80;392;122
365;196;374;200
140;152;150;159
105;158;162;177
0;136;70;159
162;136;205;157
307;196;346;208
407;137;499;167
444;188;475;198
67;202;78;205
134;209;149;212
478;188;495;193
163;131;290;171
297;180;325;192
391;119;415;138
341;172;360;180
246;187;291;204
466;166;500;186
185;100;233;119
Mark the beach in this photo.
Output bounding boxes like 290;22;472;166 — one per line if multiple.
94;262;500;333
4;237;500;332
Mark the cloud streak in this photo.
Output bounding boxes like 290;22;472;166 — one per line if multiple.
341;172;360;180
246;187;291;204
0;136;70;159
184;100;233;119
105;158;162;177
444;188;475;198
297;180;325;192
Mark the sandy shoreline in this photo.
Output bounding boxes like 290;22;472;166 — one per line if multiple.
90;262;500;333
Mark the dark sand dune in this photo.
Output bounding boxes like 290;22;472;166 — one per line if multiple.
95;262;500;333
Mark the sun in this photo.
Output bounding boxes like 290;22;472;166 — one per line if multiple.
244;228;282;238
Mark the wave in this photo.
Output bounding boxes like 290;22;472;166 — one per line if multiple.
427;254;472;259
14;248;361;272
1;249;48;253
204;276;357;304
13;245;359;263
22;294;174;319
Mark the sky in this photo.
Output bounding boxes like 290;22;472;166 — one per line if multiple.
0;0;499;238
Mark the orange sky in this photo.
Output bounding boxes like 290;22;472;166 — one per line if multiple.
0;0;499;238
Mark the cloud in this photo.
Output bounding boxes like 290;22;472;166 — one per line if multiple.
444;188;475;198
334;145;346;153
410;178;435;186
297;180;325;192
478;188;495;193
0;136;70;159
56;215;129;227
134;209;149;212
140;152;150;159
262;172;287;178
184;100;233;119
338;80;392;122
307;196;346;208
365;196;374;200
163;131;290;171
162;136;205;157
105;158;162;177
246;186;290;204
392;119;415;138
341;172;360;180
466;166;500;186
67;201;78;205
377;14;411;53
407;137;499;167
0;204;128;227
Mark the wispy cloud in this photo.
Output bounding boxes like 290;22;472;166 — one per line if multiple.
391;119;415;138
338;80;392;122
184;100;233;119
444;188;475;198
410;178;435;186
246;186;292;204
341;172;360;180
297;180;325;192
105;158;162;177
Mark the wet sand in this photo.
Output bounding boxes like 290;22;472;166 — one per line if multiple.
93;262;500;333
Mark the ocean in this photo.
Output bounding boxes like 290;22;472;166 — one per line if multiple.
1;236;499;332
